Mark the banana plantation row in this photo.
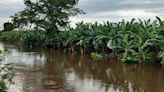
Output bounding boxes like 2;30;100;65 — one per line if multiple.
0;17;163;65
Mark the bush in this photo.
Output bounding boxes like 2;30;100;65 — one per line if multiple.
0;31;22;41
3;22;14;31
0;50;14;92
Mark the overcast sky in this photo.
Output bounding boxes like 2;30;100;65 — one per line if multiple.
0;0;164;29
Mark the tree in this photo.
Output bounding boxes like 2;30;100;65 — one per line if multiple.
11;0;84;34
3;22;14;31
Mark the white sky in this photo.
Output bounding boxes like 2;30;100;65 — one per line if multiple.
0;0;164;29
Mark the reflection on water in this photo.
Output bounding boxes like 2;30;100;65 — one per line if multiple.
0;42;164;92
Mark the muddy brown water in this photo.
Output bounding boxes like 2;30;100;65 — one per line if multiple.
0;42;164;92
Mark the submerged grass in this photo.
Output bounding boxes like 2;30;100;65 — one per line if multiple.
91;52;103;61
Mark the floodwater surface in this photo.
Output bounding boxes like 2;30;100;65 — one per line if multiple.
0;42;164;92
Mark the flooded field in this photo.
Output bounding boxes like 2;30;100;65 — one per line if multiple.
0;42;163;92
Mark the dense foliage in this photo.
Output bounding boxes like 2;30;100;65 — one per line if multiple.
3;22;14;31
0;17;163;65
11;0;84;34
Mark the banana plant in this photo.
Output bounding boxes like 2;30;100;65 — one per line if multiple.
75;23;95;53
23;30;46;47
115;32;137;63
65;28;80;52
94;22;117;53
157;38;164;65
158;51;164;65
130;21;159;63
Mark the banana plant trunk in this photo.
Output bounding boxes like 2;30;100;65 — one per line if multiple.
80;46;84;54
70;44;75;52
102;45;105;54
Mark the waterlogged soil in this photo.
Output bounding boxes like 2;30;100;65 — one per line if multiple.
0;42;164;92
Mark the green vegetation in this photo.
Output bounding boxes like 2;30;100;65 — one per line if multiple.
3;22;14;31
0;17;163;65
91;52;103;61
0;50;14;92
0;31;23;41
11;0;84;35
0;0;163;66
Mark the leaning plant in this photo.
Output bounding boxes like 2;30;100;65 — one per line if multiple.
0;50;14;92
